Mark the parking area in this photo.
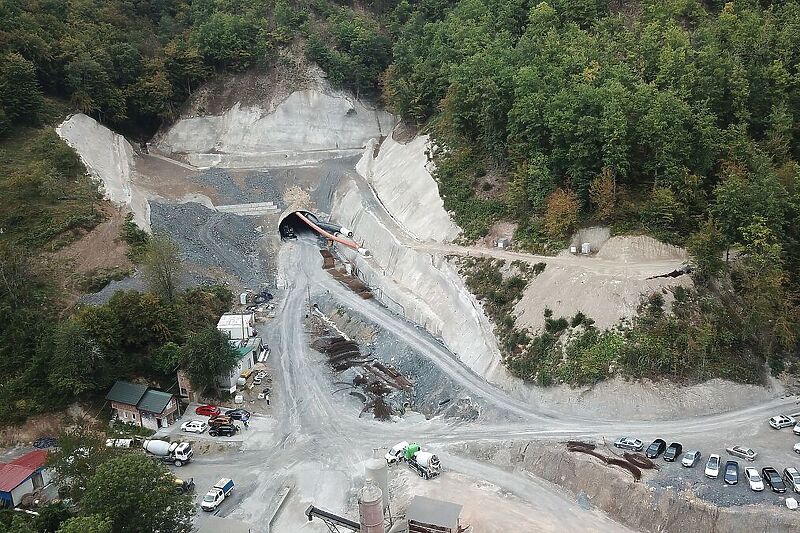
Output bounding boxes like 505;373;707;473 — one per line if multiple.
154;402;276;446
610;417;800;507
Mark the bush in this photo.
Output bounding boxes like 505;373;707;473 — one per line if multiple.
544;188;580;239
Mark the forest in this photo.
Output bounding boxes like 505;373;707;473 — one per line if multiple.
1;0;799;407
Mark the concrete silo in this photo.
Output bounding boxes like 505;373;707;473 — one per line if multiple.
358;481;385;533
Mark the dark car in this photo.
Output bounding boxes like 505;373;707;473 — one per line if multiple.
225;408;251;421
664;442;683;462
724;460;739;485
645;439;667;459
208;424;239;437
762;467;787;493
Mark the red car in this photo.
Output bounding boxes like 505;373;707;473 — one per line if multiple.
195;405;220;417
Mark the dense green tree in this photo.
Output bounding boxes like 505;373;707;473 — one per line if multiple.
0;53;43;124
48;427;114;501
687;220;727;284
81;454;193;533
48;320;108;395
57;515;112;533
142;234;181;303
182;327;240;393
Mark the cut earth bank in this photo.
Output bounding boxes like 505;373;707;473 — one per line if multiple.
449;441;799;532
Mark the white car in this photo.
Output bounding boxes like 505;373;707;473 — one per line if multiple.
681;450;701;467
705;454;720;478
769;415;796;429
744;467;764;491
181;420;208;434
794;423;800;436
794;443;800;454
385;441;409;465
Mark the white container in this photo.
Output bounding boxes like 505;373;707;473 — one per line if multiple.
570;246;578;254
234;394;244;404
581;242;591;254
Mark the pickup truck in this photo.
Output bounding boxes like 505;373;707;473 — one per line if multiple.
201;478;234;512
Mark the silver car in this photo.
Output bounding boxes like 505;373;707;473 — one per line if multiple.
726;445;757;461
614;437;643;451
681;449;701;467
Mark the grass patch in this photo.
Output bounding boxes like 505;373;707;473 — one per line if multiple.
0;105;103;252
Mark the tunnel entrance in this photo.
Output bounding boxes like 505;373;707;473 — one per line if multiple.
279;211;313;240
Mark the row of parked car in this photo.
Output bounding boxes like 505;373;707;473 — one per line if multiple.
614;436;800;493
181;405;252;437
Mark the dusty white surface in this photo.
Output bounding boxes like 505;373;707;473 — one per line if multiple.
514;235;692;332
356;135;460;242
391;465;631;532
57;113;150;231
157;90;396;168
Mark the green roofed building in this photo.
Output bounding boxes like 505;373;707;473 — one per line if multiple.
106;380;179;431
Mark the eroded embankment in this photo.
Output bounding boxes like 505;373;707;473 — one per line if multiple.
452;441;798;532
57;113;150;231
331;178;501;379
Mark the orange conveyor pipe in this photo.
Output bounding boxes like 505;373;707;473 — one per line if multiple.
295;212;360;250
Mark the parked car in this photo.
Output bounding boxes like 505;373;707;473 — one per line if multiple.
664;442;683;462
724;461;739;485
744;467;764;491
762;467;787;493
726;446;757;461
681;450;701;467
208;424;239;437
783;467;800;493
769;415;796;429
794;443;800;454
794;423;800;436
195;405;221;417
705;454;721;478
225;409;251;421
180;420;208;434
613;437;643;451
208;415;234;427
645;439;667;459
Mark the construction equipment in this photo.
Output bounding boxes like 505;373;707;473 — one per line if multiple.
305;505;360;533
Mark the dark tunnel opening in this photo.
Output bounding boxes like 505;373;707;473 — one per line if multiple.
278;211;314;240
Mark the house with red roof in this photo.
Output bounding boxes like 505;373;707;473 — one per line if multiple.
0;450;50;508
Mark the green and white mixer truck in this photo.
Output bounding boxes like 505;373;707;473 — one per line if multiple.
385;441;441;479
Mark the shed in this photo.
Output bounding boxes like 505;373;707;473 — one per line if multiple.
0;450;50;508
407;495;463;533
217;313;255;341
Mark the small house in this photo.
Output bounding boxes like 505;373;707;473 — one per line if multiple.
217;337;265;393
407;495;465;533
0;450;50;508
217;313;255;341
105;381;178;431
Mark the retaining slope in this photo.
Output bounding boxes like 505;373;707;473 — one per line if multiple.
157;90;396;168
331;179;501;379
356;135;460;243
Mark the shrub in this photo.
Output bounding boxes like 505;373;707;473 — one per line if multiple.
544;188;580;239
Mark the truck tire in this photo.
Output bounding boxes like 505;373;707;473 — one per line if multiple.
174;459;183;467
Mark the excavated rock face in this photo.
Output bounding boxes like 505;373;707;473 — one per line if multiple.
454;441;798;533
356;135;461;243
156;78;396;168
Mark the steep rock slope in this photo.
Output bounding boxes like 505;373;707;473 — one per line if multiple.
356;135;460;242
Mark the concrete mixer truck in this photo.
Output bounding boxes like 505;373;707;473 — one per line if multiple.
142;439;194;467
386;442;441;479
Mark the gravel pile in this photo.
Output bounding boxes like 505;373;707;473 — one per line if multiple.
150;201;268;288
189;168;284;207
